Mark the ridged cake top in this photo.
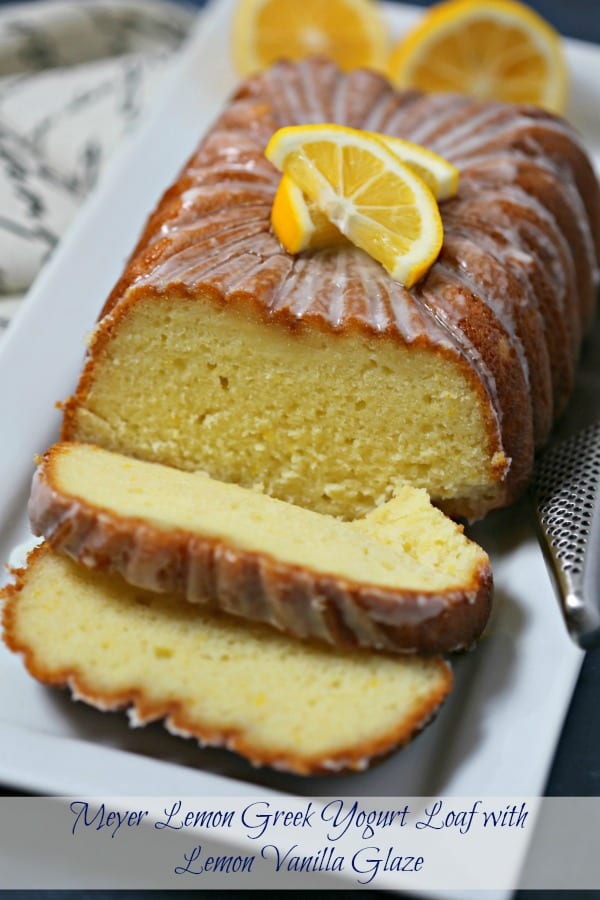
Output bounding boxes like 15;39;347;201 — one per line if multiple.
105;57;599;450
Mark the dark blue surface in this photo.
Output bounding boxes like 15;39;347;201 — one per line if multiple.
177;0;600;42
395;0;600;43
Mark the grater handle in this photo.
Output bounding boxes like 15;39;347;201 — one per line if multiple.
536;540;600;649
531;422;600;650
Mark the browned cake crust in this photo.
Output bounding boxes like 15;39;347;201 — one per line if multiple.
29;442;493;655
60;58;600;519
1;545;454;775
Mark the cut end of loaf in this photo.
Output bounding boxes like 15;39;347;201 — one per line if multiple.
1;546;453;775
62;290;508;521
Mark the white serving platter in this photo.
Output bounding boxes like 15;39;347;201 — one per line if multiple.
0;0;598;857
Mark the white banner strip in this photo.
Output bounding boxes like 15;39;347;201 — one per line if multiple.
0;796;598;891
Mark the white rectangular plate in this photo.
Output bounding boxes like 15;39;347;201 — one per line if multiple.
0;0;598;822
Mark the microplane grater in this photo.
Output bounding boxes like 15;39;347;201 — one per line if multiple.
530;421;600;649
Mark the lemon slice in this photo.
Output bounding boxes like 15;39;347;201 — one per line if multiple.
266;124;444;287
272;175;347;253
232;0;387;77
388;0;568;114
377;134;459;201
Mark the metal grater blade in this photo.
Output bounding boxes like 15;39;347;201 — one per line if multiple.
530;421;600;649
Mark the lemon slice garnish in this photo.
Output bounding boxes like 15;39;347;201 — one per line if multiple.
232;0;387;77
271;132;458;253
388;0;568;114
266;124;444;287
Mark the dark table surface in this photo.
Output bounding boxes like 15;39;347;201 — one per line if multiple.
0;0;599;897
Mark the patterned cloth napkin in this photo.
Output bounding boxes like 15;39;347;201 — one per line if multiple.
0;0;195;336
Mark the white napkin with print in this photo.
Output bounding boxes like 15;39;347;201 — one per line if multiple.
0;0;195;335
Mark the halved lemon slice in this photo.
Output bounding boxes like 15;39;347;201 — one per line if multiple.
388;0;568;114
232;0;388;77
266;124;444;287
272;174;347;253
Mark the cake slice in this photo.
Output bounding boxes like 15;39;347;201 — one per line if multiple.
29;442;492;654
1;545;452;775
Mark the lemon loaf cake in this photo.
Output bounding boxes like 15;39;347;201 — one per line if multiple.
29;442;492;654
2;545;452;774
61;57;600;520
